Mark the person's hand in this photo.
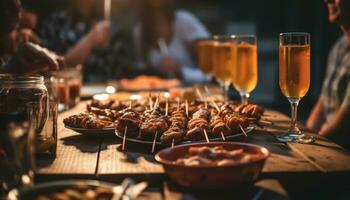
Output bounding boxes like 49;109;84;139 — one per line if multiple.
159;56;182;79
87;20;111;48
17;29;41;44
6;42;64;74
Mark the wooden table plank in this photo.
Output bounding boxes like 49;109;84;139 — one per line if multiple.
261;110;350;173
37;102;101;176
39;101;350;180
96;107;350;178
97;139;163;175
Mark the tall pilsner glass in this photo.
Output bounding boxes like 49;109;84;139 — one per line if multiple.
213;35;236;100
232;35;258;105
277;32;314;143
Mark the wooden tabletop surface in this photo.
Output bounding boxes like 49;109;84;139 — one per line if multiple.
36;100;350;199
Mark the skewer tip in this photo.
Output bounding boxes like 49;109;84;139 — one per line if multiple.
239;125;247;137
203;129;210;143
152;131;158;153
220;131;226;141
122;126;128;150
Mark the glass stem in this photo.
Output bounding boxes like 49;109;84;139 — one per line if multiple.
240;92;250;105
289;98;300;133
224;83;230;101
206;75;211;83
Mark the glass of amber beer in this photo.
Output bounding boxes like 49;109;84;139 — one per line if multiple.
213;35;235;100
197;38;216;80
232;35;258;105
277;32;314;143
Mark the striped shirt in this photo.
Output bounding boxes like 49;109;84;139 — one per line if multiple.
321;35;350;126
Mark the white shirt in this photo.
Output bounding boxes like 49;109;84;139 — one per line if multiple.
133;10;210;83
321;35;350;126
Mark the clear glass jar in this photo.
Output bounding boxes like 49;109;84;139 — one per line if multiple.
0;74;48;194
0;74;48;115
0;74;56;157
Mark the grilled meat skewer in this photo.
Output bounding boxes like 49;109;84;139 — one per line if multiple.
160;110;188;145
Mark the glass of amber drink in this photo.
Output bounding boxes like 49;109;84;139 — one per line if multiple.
232;35;258;105
277;32;314;143
197;38;216;80
213;35;236;100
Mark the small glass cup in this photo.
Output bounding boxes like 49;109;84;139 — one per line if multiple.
67;65;82;107
49;65;82;111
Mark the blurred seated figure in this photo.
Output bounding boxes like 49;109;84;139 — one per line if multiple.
38;0;132;82
133;0;210;83
307;0;350;148
0;0;63;74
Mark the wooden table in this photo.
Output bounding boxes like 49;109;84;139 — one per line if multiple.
36;101;350;199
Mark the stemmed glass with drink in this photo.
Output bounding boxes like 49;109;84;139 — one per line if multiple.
277;32;314;143
213;35;236;100
231;35;258;105
197;38;216;82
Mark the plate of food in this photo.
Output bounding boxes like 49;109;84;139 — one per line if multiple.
7;179;147;200
116;75;180;92
115;126;254;147
63;97;266;140
63;113;115;136
113;103;255;147
155;142;270;189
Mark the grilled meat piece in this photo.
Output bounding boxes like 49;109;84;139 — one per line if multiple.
233;104;264;119
63;113;110;129
209;115;231;137
139;109;169;139
89;99;114;109
160;111;188;145
186;108;211;140
115;110;140;138
87;106;120;121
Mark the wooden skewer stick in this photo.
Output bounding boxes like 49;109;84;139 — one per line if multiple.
171;138;175;148
153;96;159;111
165;99;169;116
185;100;189;117
151;131;158;153
195;88;204;101
204;98;208;109
204;85;210;95
148;97;153;110
220;131;226;141
211;100;220;112
203;129;210;143
177;98;180;111
259;118;274;125
129;100;132;109
239;125;247;137
122;126;128;151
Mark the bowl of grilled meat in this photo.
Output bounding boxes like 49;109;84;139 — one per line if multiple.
155;142;269;189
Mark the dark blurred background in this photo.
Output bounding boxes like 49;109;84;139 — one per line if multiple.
22;0;342;122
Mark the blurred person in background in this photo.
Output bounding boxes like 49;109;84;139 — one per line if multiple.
38;0;129;82
307;0;350;148
0;0;63;74
133;0;210;83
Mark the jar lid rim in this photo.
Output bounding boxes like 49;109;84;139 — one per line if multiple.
0;74;44;84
